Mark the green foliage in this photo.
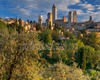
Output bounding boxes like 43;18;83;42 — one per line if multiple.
82;32;100;50
0;22;100;80
39;29;52;43
85;69;100;80
7;23;17;35
52;30;61;42
63;39;79;62
54;23;59;30
60;50;69;64
64;31;76;39
17;18;24;34
92;50;100;69
82;52;86;69
76;46;95;69
0;32;42;80
42;63;90;80
0;21;8;34
36;23;42;31
0;21;7;29
88;69;96;76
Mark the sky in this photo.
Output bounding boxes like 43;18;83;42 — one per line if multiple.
0;0;100;22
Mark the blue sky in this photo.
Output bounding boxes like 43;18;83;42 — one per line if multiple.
0;0;100;22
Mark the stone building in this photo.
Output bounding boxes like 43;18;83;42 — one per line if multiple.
89;16;92;22
63;16;67;22
73;10;77;23
52;4;57;23
38;15;42;26
47;12;52;26
68;11;72;23
42;4;100;33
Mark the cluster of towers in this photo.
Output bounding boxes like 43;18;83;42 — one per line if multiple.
46;4;57;26
38;4;57;26
38;4;77;27
68;11;77;23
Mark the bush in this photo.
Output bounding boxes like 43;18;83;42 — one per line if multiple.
89;69;96;76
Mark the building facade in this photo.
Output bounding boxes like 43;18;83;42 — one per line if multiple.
52;4;57;23
73;10;77;23
47;12;52;26
38;15;42;26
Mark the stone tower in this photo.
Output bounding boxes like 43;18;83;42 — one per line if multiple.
89;16;92;21
73;10;77;23
38;15;42;25
68;11;72;23
47;12;52;26
52;4;57;23
62;16;67;22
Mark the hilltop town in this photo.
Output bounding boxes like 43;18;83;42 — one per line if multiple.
1;4;100;35
0;4;100;80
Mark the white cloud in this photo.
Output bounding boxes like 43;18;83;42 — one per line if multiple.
95;5;100;10
78;3;95;11
21;0;81;21
20;8;31;16
57;0;80;11
77;10;100;22
97;7;100;10
77;10;83;15
71;0;80;4
27;4;38;9
96;5;100;10
5;17;9;19
0;0;100;22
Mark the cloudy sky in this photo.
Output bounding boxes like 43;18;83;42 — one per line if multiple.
0;0;100;22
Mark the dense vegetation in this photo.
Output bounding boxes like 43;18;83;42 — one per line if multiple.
0;20;100;80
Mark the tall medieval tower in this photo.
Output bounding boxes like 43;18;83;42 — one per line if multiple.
68;11;72;23
89;16;92;21
47;12;52;26
52;4;57;23
38;15;42;25
73;10;77;23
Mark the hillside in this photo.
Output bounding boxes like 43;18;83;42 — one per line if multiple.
0;21;100;80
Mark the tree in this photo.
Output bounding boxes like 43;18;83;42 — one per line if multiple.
0;20;8;34
42;63;90;80
27;19;29;23
76;46;95;69
63;39;79;62
17;18;24;34
63;31;76;39
36;23;42;31
54;23;61;30
60;50;69;64
7;23;17;35
81;50;86;69
30;20;33;24
39;29;52;43
0;32;43;80
52;30;61;42
92;50;100;69
82;32;100;50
